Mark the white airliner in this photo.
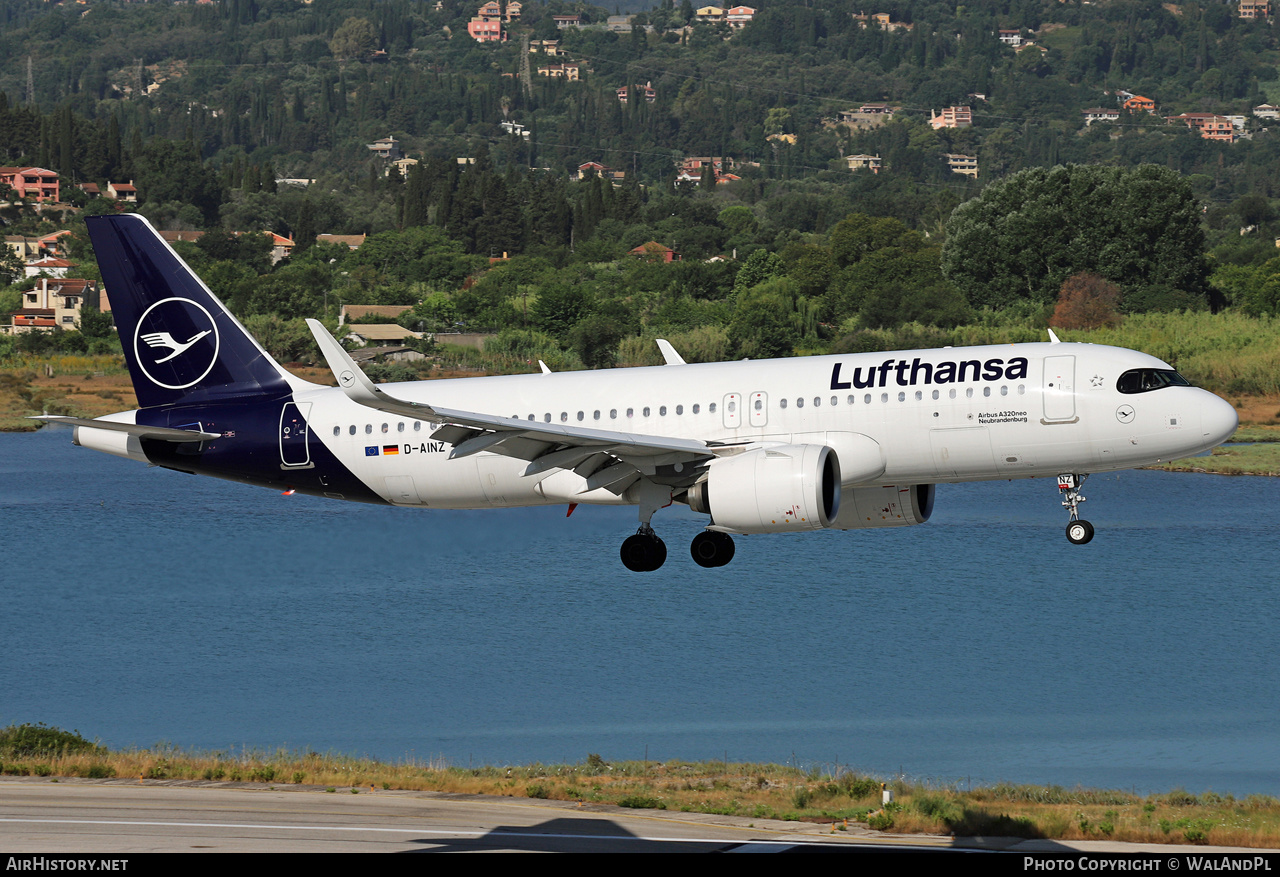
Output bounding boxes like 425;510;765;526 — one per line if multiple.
38;215;1238;571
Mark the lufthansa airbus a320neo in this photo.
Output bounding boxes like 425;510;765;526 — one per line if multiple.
37;215;1239;571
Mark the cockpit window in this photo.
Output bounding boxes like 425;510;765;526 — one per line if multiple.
1116;368;1191;394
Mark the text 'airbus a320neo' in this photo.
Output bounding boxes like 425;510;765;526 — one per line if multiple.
37;215;1239;571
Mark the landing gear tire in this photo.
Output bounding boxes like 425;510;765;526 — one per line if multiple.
621;533;667;572
1058;474;1094;546
1066;519;1095;545
690;530;736;568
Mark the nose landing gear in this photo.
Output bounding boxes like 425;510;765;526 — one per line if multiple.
1058;473;1094;545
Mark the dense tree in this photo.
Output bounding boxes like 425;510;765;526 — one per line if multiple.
941;165;1210;310
135;141;222;226
329;17;377;60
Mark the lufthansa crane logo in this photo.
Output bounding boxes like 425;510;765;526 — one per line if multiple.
133;297;220;389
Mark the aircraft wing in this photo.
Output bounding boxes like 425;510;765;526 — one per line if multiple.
306;320;738;491
29;415;220;442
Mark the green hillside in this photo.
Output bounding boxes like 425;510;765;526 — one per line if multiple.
4;0;1280;376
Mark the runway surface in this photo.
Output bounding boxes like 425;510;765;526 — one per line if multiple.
0;778;971;853
3;778;1268;854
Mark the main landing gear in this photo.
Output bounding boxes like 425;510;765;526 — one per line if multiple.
1058;473;1094;545
621;525;667;572
618;479;737;571
690;530;735;568
619;527;738;571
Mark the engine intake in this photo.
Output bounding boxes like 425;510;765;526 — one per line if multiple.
688;444;840;534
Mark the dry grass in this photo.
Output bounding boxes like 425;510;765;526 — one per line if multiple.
0;358;496;433
0;358;134;431
5;744;1280;846
1228;397;1280;429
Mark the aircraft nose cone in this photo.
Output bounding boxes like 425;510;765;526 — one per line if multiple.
1201;392;1239;447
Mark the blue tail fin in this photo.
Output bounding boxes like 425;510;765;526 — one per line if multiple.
88;214;292;409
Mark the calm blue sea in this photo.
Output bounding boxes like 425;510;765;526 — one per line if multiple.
2;427;1277;795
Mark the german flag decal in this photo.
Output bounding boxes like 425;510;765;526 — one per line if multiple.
382;445;400;455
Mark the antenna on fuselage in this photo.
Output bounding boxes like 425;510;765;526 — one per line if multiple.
1047;328;1061;344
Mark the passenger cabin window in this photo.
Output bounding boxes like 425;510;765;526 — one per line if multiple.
1117;369;1191;394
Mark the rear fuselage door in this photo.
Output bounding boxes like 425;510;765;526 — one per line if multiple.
280;402;313;468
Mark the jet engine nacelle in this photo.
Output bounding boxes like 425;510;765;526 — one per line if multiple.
688;443;840;534
830;483;935;530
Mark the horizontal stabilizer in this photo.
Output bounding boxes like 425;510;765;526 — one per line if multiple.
30;415;219;442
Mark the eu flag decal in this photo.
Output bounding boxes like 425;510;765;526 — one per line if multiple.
365;446;379;456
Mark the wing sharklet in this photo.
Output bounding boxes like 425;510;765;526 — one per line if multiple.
656;339;687;366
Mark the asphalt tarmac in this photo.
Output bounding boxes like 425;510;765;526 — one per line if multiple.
0;778;1262;854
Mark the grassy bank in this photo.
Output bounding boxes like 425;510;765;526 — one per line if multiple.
1153;442;1280;476
0;356;133;432
2;725;1277;847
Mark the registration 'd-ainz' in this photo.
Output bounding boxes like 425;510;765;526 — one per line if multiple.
38;215;1238;571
